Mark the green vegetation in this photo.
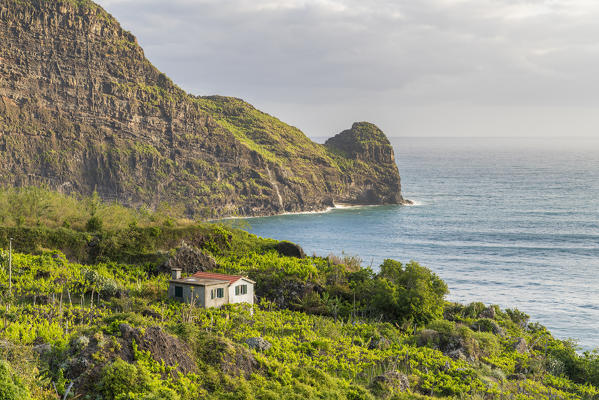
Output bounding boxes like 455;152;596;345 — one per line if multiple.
0;187;280;264
0;0;592;396
196;96;336;170
0;187;192;231
0;247;597;399
0;190;597;399
0;360;30;400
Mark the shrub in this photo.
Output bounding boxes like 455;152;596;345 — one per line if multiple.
86;215;104;232
99;358;142;399
463;302;486;319
505;308;530;327
374;260;448;325
470;318;502;335
426;319;455;334
472;331;500;357
0;360;30;400
99;358;181;400
82;268;122;298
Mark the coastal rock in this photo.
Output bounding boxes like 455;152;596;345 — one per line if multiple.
275;241;306;259
59;325;196;397
0;0;407;218
325;122;409;205
416;327;479;362
446;348;467;360
257;277;324;309
512;337;529;354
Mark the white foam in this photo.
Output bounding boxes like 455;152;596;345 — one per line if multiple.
280;206;335;216
216;201;416;221
405;199;424;206
216;206;335;221
332;203;367;209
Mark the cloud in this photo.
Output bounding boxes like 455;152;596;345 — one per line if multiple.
94;0;599;137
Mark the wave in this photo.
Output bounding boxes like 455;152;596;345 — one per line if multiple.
332;203;371;209
280;207;336;216
404;199;424;206
219;200;418;221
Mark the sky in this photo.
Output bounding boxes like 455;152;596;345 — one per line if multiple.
94;0;599;139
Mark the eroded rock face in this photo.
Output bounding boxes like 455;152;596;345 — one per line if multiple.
118;324;197;374
164;242;218;274
53;325;196;397
0;0;408;217
326;122;410;205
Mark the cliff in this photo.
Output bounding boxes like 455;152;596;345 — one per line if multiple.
0;0;408;217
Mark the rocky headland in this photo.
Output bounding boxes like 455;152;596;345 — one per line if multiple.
0;0;409;217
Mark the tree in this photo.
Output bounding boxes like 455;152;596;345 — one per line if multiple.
375;260;448;325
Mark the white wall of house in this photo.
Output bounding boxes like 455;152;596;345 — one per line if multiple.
204;283;230;308
228;278;254;305
169;279;253;307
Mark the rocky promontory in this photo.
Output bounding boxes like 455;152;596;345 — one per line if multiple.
326;122;411;205
0;0;408;217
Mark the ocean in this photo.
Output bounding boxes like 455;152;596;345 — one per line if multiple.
235;137;599;350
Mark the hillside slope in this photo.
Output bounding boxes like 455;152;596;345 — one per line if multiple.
0;0;408;217
1;224;597;399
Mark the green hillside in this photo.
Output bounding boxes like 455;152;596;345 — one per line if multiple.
0;190;597;399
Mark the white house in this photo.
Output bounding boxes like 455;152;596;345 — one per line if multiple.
168;269;255;307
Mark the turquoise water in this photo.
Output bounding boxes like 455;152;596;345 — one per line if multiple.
238;137;599;350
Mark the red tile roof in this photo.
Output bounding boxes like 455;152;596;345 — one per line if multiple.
191;271;243;284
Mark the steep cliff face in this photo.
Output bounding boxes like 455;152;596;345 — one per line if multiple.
0;0;408;217
326;122;408;205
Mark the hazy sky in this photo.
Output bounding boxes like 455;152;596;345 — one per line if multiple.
95;0;599;138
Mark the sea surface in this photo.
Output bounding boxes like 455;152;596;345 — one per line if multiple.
236;137;599;350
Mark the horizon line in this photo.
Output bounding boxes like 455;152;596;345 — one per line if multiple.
309;135;599;140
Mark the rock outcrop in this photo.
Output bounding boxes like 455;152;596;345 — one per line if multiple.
117;324;197;374
512;337;529;354
326;122;412;205
245;337;272;352
0;0;408;217
370;370;410;397
164;241;218;274
275;241;307;259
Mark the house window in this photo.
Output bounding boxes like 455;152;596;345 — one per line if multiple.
235;285;247;295
217;288;224;298
174;286;183;298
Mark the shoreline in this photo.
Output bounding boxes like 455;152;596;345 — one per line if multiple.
214;199;419;221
